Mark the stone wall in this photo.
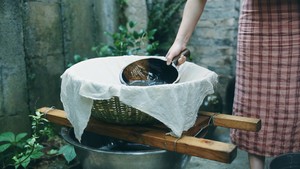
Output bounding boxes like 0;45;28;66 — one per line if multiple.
0;0;30;133
0;0;119;133
23;0;119;111
23;0;64;113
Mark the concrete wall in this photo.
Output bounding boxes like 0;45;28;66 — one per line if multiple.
0;0;30;133
61;0;118;64
23;0;64;113
0;0;118;133
124;0;148;31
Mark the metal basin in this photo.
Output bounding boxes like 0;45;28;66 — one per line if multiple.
61;128;191;169
269;153;300;169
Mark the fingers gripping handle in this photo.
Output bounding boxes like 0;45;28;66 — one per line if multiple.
173;48;191;66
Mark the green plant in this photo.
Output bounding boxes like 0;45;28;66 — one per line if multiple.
147;0;186;55
92;21;159;57
68;21;159;67
0;111;76;169
67;0;186;67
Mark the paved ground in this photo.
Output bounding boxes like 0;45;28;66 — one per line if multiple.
185;127;274;169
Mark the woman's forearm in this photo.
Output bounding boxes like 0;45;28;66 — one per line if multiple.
166;0;207;65
175;0;207;48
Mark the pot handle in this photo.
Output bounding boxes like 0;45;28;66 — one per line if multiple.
173;48;191;66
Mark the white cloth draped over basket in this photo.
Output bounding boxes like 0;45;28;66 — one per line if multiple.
60;56;218;141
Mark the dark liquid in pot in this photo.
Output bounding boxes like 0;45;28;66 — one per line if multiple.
128;71;168;86
128;80;168;86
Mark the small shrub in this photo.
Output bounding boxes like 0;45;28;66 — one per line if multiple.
68;21;159;67
0;111;76;169
92;20;159;57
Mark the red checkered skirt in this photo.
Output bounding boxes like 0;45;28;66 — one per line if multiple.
230;0;300;157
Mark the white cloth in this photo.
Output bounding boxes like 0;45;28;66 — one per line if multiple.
60;56;218;141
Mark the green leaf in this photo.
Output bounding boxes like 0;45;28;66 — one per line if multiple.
27;137;36;146
16;133;27;142
19;156;31;168
118;25;127;33
0;143;11;152
67;63;74;68
41;118;49;122
91;46;98;52
133;31;140;39
147;29;157;40
138;29;146;36
47;149;59;155
35;111;42;116
59;144;76;163
75;54;85;62
0;132;15;142
128;21;136;28
30;151;44;159
14;164;20;169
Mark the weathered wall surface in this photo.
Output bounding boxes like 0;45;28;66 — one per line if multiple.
61;0;118;64
124;0;148;31
192;0;239;75
23;0;65;112
0;0;118;133
0;0;30;133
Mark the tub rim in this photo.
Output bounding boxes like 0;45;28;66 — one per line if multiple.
61;127;172;155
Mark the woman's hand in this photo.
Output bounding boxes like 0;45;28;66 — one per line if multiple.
165;43;187;66
166;0;207;66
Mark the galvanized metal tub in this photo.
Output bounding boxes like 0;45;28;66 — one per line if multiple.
269;153;300;169
61;128;191;169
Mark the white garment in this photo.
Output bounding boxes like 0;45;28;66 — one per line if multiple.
60;56;218;141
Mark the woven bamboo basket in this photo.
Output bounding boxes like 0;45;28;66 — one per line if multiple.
91;96;158;125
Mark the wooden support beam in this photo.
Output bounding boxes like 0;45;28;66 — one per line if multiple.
200;111;261;132
38;107;238;163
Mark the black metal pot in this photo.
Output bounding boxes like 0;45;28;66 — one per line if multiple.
120;49;190;86
269;153;300;169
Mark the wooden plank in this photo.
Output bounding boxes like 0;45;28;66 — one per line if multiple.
38;107;237;163
200;111;261;132
39;107;210;136
87;118;237;163
40;107;72;127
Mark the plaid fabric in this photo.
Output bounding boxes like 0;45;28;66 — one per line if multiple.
230;0;300;157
